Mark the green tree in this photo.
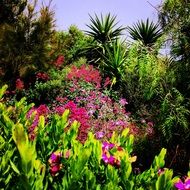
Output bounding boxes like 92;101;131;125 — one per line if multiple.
158;0;190;96
0;0;55;86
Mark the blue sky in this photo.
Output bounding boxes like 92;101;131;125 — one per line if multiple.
43;0;162;31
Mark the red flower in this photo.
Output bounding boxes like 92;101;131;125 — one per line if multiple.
36;72;50;81
16;78;24;90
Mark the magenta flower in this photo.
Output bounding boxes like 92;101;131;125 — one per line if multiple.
101;142;122;167
50;164;61;176
175;177;190;190
49;151;62;164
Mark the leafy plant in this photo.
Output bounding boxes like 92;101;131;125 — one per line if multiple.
101;40;128;82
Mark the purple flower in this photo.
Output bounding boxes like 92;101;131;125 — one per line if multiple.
95;131;104;139
174;177;190;190
49;151;62;164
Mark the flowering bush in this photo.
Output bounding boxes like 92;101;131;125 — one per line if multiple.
67;64;102;88
54;101;90;143
0;85;187;189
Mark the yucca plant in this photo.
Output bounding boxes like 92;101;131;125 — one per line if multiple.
84;13;126;64
127;19;162;47
85;13;126;45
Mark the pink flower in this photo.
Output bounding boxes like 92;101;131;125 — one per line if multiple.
54;55;65;68
95;131;104;139
147;121;154;127
119;98;128;106
158;168;165;176
104;77;111;88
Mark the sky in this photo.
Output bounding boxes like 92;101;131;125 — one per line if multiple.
42;0;162;31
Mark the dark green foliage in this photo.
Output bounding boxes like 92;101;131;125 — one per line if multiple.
127;19;162;47
0;0;27;24
52;25;92;64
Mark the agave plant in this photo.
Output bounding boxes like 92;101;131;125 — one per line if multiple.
127;19;162;47
85;13;126;45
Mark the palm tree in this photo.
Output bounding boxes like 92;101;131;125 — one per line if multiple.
85;13;126;45
127;19;162;47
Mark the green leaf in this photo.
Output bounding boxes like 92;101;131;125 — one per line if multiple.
10;160;21;175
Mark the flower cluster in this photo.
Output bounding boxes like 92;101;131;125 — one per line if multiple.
15;78;24;90
67;65;102;88
48;151;62;176
36;72;50;81
27;104;49;140
55;101;90;143
54;55;64;68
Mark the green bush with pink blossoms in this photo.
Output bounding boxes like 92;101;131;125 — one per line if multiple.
1;85;189;190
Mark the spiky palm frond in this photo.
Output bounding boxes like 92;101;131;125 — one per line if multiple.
127;19;163;46
85;13;126;44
